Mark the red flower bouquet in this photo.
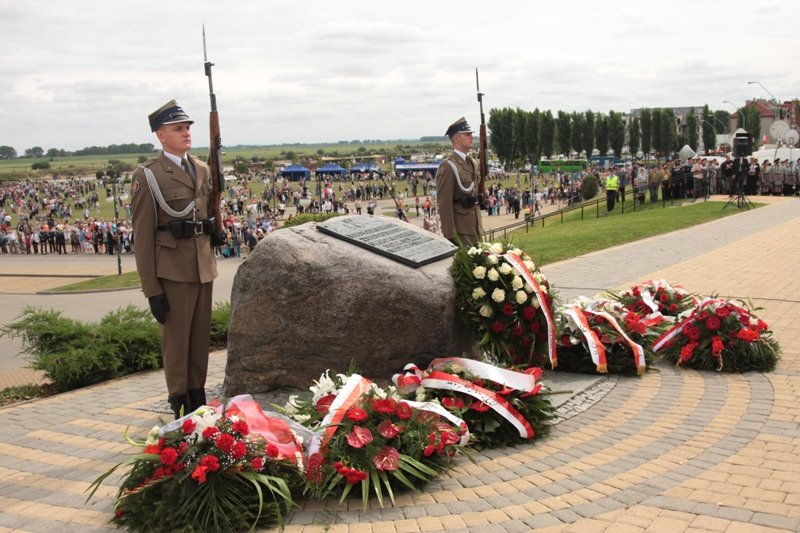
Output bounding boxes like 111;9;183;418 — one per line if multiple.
653;298;780;372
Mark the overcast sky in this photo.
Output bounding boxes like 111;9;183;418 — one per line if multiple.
2;0;798;152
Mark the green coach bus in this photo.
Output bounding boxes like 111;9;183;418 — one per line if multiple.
536;159;589;174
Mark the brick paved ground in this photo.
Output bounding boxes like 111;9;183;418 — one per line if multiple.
0;198;797;532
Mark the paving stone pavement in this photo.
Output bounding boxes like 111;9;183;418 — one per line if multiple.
0;198;798;533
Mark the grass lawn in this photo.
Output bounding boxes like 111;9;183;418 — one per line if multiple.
49;270;141;292
512;200;754;265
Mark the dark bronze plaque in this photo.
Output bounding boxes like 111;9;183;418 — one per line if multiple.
317;216;457;268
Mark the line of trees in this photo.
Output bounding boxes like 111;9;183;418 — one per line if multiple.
488;105;737;168
0;143;156;160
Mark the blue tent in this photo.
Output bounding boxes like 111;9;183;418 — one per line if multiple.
316;163;347;175
280;164;311;180
350;162;378;173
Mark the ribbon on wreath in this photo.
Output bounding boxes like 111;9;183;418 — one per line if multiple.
503;253;558;368
307;374;373;457
393;357;541;439
584;310;647;375
562;306;607;373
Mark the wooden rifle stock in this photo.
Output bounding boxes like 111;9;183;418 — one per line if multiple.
203;25;225;240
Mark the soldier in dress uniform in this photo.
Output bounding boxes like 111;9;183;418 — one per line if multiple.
131;100;218;419
436;117;484;245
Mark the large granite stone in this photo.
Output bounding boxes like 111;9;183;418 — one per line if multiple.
223;217;477;395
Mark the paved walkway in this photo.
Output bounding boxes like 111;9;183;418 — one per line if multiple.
0;198;798;532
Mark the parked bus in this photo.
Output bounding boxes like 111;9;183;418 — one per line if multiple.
537;159;589;173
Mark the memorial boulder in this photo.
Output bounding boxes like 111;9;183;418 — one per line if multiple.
224;216;478;395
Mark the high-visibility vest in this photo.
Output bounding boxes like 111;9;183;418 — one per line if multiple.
606;174;619;191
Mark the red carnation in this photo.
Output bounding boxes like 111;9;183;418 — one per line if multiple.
200;454;220;472
215;433;235;453
346;426;373;448
181;418;196;435
711;335;725;357
502;303;514;316
490;321;504;333
372;446;400;471
231;420;249;436
202;426;219;440
231;440;248;459
736;329;760;342
191;466;208;483
251;457;264;471
345;407;368;423
160;447;178;466
265;444;280;458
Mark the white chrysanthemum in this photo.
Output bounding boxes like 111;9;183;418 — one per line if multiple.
491;288;506;303
516;290;528;305
479;304;493;317
473;266;487;279
487;268;499;281
490;242;504;254
523;260;535;270
499;263;513;275
512;276;524;290
472;287;486;300
486;254;499;265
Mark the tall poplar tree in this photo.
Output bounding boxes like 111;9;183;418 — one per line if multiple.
686;107;699;151
571;112;584;157
582;110;595;159
640;109;653;158
539;110;555;158
556;110;571;156
608;110;625;158
701;104;716;153
595;113;609;156
628;117;641;158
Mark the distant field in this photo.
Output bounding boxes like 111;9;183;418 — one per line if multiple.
0;139;451;181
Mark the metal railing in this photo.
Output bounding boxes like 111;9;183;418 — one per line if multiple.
486;188;705;241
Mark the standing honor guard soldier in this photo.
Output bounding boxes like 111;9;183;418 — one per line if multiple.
436;117;484;245
131;100;218;419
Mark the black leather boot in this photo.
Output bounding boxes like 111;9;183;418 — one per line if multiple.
168;394;187;420
187;388;207;412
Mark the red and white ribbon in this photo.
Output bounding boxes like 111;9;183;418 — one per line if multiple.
563;306;607;373
585;310;646;375
307;373;373;457
503;253;558;368
401;400;470;446
653;297;752;353
427;357;538;392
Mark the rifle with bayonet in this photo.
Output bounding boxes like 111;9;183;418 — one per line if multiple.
476;68;488;210
373;169;409;222
202;25;227;246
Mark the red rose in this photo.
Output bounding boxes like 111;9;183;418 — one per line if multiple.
490;321;504;333
345;407;368;423
669;303;678;314
520;336;532;347
215;433;235;453
705;316;721;331
395;402;413;420
231;420;249;436
160;447;178;466
371;398;397;415
372;446;400;471
523;306;537;320
594;315;606;324
660;293;669;303
346;426;373;448
676;293;684;301
511;324;524;337
632;286;641;297
181;418;196;435
502;303;514;316
178;442;187;455
315;394;336;415
377;419;402;438
560;334;572;347
529;321;541;333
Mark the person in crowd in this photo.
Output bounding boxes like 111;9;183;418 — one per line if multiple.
130;99;219;419
605;170;619;212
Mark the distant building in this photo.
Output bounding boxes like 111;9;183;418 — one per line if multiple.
728;99;797;146
626;106;708;153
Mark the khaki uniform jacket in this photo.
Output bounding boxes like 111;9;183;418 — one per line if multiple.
131;153;218;298
436;152;483;242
